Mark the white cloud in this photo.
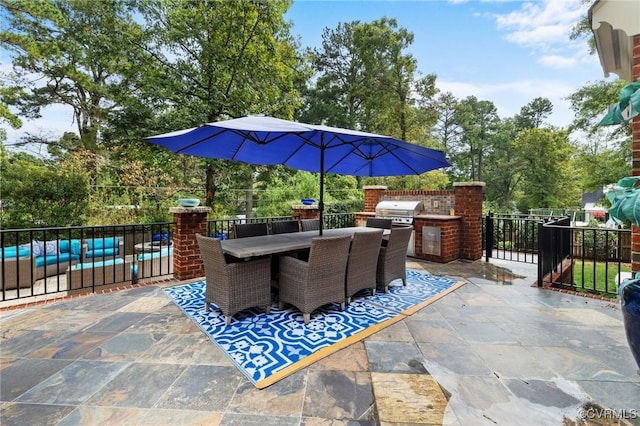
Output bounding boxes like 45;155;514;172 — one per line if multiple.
491;0;589;59
436;77;582;126
538;55;577;69
4;103;76;148
494;0;586;35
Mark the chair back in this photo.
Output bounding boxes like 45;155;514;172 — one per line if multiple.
233;222;268;238
385;226;413;258
366;218;393;229
307;235;351;271
301;219;321;232
271;220;300;234
196;233;227;278
346;229;384;300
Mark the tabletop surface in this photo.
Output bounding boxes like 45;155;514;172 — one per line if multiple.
220;227;389;258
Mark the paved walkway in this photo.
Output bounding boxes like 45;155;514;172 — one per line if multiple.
1;258;639;425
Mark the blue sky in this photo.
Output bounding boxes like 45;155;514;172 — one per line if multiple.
285;0;612;126
3;0;614;148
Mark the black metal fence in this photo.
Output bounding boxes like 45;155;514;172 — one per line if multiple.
540;221;630;297
484;213;545;263
484;212;629;297
206;213;356;238
1;222;174;303
1;213;356;304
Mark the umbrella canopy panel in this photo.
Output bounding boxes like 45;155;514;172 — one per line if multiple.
145;116;451;234
146;116;450;177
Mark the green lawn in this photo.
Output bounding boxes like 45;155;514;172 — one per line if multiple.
571;261;630;298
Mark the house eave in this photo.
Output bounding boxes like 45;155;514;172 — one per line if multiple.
589;0;640;81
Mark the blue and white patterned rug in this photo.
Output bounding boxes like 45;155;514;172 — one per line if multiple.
164;269;464;388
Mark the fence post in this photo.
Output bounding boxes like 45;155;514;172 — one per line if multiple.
485;212;494;261
537;221;544;287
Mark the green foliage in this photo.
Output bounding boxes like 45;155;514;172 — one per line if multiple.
513;128;579;211
1;150;90;227
575;222;620;261
572;261;629;298
1;1;618;223
253;169;362;217
1;0;144;149
568;79;629;136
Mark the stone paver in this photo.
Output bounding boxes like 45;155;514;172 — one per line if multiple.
1;258;639;425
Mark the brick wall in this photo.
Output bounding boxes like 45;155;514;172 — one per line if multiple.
413;217;461;262
293;205;320;220
632;34;640;274
362;182;484;262
170;207;210;281
454;182;484;260
381;190;454;215
363;186;387;212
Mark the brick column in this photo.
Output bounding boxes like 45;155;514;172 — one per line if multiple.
292;205;320;220
363;185;387;212
170;206;210;281
631;34;640;274
454;182;485;260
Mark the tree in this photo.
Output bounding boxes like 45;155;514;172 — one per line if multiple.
514;97;553;130
482;118;523;210
450;96;500;182
300;18;447;190
301;18;438;137
0;0;144;150
513;128;579;211
1;149;90;227
133;0;303;209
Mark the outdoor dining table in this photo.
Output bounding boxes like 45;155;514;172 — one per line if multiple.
220;226;389;259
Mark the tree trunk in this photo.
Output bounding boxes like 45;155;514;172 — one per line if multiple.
205;162;216;207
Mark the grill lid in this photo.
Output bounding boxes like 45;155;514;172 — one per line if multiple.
375;200;424;217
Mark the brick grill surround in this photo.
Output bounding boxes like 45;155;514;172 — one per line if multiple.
361;182;484;262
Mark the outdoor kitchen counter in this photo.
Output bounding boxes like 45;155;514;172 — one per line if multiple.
413;214;461;219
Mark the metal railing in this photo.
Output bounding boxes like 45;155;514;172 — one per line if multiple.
1;222;173;303
1;213;357;303
207;213;356;238
539;221;629;297
484;212;628;297
484;213;546;263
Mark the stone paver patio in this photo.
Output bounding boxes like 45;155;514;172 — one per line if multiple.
1;258;639;425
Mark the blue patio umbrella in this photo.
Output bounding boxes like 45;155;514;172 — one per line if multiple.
144;115;451;234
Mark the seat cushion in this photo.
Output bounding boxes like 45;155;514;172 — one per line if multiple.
137;248;172;261
58;239;82;255
73;258;124;269
85;248;118;258
87;237;119;250
35;252;79;268
1;246;30;259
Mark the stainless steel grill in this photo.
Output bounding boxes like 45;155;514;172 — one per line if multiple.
374;200;424;225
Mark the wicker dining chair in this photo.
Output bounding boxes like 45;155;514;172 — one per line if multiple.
271;220;300;234
196;233;271;326
366;218;393;229
233;222;268;238
278;235;351;324
300;219;321;232
376;226;413;293
345;229;384;305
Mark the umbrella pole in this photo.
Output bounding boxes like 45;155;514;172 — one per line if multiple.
319;145;324;236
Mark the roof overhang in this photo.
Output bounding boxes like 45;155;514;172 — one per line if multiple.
589;0;640;81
